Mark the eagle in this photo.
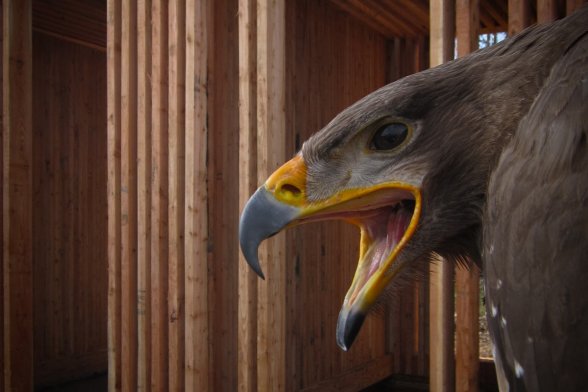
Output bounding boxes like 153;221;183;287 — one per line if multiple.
239;7;587;391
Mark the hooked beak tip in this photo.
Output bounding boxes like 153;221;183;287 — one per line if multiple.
239;187;300;280
336;306;367;351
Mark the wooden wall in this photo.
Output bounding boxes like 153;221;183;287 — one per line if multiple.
107;0;428;391
32;32;107;387
107;0;241;390
285;1;411;390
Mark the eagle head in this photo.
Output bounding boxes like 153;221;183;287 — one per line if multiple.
239;22;562;350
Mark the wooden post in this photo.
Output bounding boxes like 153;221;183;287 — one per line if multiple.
429;1;455;391
238;0;258;391
508;0;531;36
184;0;209;390
256;0;287;390
2;0;33;390
455;3;480;392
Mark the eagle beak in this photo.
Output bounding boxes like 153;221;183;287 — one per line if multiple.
239;155;308;279
239;155;421;351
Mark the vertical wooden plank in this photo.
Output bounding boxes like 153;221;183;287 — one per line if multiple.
107;0;122;390
429;2;455;391
150;0;169;390
537;0;558;23
238;0;258;390
455;3;480;392
2;0;33;390
106;0;122;392
168;0;186;390
256;0;286;391
508;0;531;36
121;1;139;390
137;0;152;390
184;0;209;390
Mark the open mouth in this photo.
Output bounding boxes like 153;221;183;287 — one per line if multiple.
343;198;416;306
238;155;422;351
294;190;417;303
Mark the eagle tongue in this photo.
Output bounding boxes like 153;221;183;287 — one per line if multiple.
365;206;412;278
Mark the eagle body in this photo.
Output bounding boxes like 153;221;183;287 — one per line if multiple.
239;7;588;391
485;23;588;391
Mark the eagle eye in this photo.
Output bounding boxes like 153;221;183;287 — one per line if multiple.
369;122;409;151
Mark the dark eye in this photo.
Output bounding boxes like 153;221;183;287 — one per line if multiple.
370;122;409;150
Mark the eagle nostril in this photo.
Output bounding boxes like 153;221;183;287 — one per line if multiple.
276;183;302;201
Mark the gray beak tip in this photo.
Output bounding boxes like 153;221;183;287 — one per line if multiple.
336;307;367;352
239;187;299;280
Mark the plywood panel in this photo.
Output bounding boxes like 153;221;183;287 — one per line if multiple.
207;0;240;390
3;0;33;390
32;33;107;387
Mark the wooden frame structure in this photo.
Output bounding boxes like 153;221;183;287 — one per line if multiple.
1;0;586;391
